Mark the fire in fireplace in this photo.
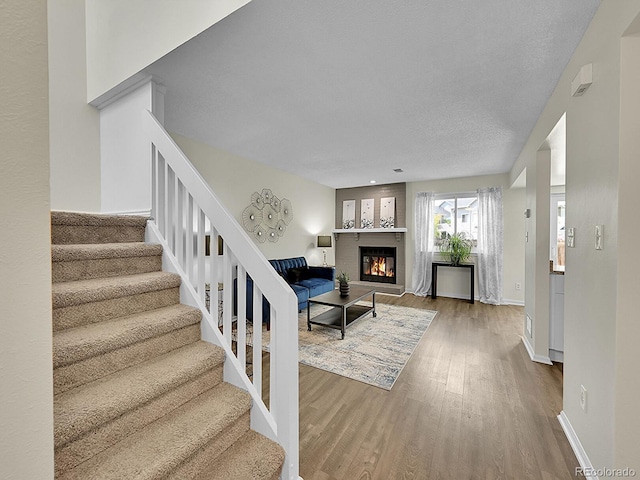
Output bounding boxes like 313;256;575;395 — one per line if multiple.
360;247;396;284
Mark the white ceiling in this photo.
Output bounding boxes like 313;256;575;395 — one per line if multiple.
144;0;600;189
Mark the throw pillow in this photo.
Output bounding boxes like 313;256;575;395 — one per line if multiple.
287;267;309;284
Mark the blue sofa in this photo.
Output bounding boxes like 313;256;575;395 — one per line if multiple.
236;256;335;327
268;257;335;310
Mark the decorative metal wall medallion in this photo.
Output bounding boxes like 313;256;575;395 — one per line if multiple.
242;189;293;243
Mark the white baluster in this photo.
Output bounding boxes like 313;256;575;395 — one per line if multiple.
176;180;185;268
237;266;247;372
151;144;157;222
157;153;166;238
252;283;263;397
222;246;233;346
185;193;194;284
166;166;176;253
197;208;205;300
269;304;277;413
209;225;219;322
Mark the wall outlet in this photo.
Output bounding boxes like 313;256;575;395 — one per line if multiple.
515;282;521;291
580;385;587;412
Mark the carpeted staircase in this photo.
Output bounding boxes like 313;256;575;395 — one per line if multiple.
51;211;284;479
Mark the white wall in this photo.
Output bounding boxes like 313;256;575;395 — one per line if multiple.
615;28;640;471
171;133;336;265
49;0;101;212
510;1;640;470
100;82;154;214
0;2;54;478
406;174;525;305
85;0;252;101
524;150;551;361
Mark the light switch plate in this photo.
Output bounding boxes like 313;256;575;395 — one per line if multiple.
595;225;604;250
567;227;575;248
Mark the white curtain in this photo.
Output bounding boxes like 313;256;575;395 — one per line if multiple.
477;187;503;305
412;192;435;296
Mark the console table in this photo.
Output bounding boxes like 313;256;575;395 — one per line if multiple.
431;262;475;304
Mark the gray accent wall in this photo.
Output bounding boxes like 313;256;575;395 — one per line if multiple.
335;183;406;291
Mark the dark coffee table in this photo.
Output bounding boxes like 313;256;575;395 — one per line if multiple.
307;287;376;339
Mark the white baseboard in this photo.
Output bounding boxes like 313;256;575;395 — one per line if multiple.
102;209;152;217
557;411;598;480
503;298;525;306
405;289;524;306
521;336;553;365
549;349;564;363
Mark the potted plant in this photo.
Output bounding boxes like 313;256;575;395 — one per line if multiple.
337;271;350;297
439;232;473;266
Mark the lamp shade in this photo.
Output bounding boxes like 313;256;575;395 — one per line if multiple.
317;235;332;248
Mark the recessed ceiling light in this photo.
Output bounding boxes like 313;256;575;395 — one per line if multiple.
370;180;376;184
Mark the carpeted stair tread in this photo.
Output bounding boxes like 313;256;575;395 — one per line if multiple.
52;242;162;261
52;287;181;332
53;304;202;368
58;383;251;480
192;430;285;480
51;211;148;227
54;341;224;447
52;271;181;309
51;212;147;244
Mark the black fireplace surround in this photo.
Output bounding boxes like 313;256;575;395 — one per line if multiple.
360;246;396;284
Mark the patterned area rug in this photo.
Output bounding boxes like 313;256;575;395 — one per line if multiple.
263;302;437;390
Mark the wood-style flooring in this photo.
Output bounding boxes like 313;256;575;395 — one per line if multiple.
289;294;580;480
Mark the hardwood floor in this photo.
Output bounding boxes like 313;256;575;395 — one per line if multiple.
289;294;580;480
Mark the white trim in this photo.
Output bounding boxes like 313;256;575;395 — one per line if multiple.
521;336;553;365
557;411;598;480
90;73;154;110
549;349;564;363
503;298;525;306
406;288;523;306
375;290;406;298
101;209;152;217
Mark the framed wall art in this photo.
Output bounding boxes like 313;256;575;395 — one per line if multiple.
380;197;395;228
342;200;356;229
360;198;374;229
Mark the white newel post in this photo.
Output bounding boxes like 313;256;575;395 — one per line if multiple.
272;297;300;480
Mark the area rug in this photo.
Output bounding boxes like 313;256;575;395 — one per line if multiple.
262;303;437;390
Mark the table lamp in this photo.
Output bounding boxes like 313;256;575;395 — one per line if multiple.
317;235;332;267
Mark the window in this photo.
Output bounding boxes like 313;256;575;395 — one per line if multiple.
433;193;478;245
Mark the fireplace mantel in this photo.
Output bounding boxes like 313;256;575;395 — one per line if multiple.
333;227;407;242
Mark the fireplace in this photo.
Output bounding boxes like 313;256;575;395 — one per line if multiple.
360;247;396;284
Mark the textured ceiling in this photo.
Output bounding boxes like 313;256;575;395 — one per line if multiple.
145;0;600;189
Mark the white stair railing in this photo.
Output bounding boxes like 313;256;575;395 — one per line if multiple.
143;110;299;480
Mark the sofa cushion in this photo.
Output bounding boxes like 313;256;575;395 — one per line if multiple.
296;278;335;298
287;266;309;284
289;283;309;305
278;257;308;274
